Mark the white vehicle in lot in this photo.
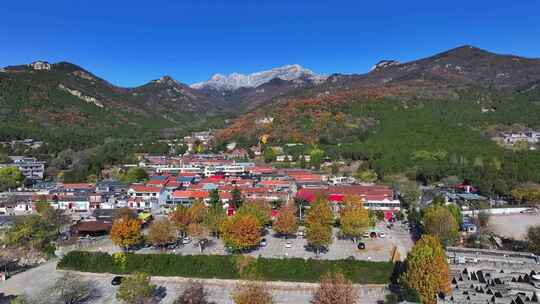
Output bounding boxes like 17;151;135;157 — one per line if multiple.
285;241;293;248
378;232;387;238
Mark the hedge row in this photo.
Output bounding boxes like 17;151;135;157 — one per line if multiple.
58;251;393;284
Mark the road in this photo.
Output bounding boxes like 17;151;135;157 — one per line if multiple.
0;261;387;304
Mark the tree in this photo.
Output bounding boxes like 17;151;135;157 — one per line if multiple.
50;272;100;304
310;148;325;170
401;235;451;304
477;211;490;228
0;166;24;191
527;225;540;255
171;205;192;238
305;196;334;255
120;167;148;183
208;189;221;208
174;280;215;304
263;148;276;163
35;196;51;215
232;281;274;304
355;169;378;183
188;223;209;253
221;214;262;251
4;215;55;252
189;200;207;224
422;205;459;247
446;203;463;226
339;196;370;243
311;272;358;304
148;218;176;247
42;207;71;235
203;205;226;237
231;188;243;209
236;200;271;228
116;272;156;304
110;217;143;251
273;205;298;238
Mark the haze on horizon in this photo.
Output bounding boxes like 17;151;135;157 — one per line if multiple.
1;0;539;87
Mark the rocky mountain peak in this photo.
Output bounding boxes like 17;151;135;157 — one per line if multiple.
191;64;327;91
30;61;52;70
370;60;400;72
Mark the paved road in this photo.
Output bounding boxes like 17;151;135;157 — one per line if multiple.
0;262;387;304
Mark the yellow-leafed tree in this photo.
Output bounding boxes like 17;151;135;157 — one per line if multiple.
110;217;143;250
401;234;451;304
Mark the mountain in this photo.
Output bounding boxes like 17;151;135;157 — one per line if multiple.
215;45;540;146
191;64;327;91
0;61;227;150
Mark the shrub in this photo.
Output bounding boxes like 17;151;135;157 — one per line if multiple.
58;251;393;284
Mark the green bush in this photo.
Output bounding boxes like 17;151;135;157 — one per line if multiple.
58;251;393;284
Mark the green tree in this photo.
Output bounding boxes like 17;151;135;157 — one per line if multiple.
209;189;221;208
236;200;271;228
120;167;148;183
355;169;378;183
0;166;24;191
401;235;451;304
116;272;156;304
423;205;459;247
527;225;540;255
310;148;325;170
203;205;226;237
446;203;463;226
4;215;56;252
263;148;276;163
231;188;243;209
305;196;333;255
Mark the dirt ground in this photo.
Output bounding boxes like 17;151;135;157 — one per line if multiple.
488;214;540;240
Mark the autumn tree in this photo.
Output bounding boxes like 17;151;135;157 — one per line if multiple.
236;200;271;228
203;205;226;237
174;280;215;304
116;272;156;304
147;217;176;247
305;196;333;255
110;217;143;251
189;200;207;224
171;205;192;238
232;281;274;304
422;205;459;247
401;235;451;304
221;214;262;251
188;222;209;252
339;196;370;243
311;272;358;304
273;205;298;238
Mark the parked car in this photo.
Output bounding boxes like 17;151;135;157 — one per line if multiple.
297;230;305;237
370;231;378;238
111;276;124;286
285;241;293;248
378;232;387;238
181;237;192;245
357;242;366;250
260;238;267;247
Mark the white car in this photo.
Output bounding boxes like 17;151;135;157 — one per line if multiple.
285;241;293;248
378;232;387;238
181;237;192;244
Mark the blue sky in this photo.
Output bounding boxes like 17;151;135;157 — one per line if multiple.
1;1;539;87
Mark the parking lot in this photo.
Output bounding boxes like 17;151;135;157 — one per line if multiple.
137;220;413;261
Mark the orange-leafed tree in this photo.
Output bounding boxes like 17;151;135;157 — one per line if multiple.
171;205;192;238
273;205;298;238
232;281;274;304
148;217;176;248
401;235;451;304
221;214;261;251
311;272;358;304
110;217;143;251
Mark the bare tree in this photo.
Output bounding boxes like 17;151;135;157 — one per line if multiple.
174;280;215;304
311;272;358;304
50;272;101;304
